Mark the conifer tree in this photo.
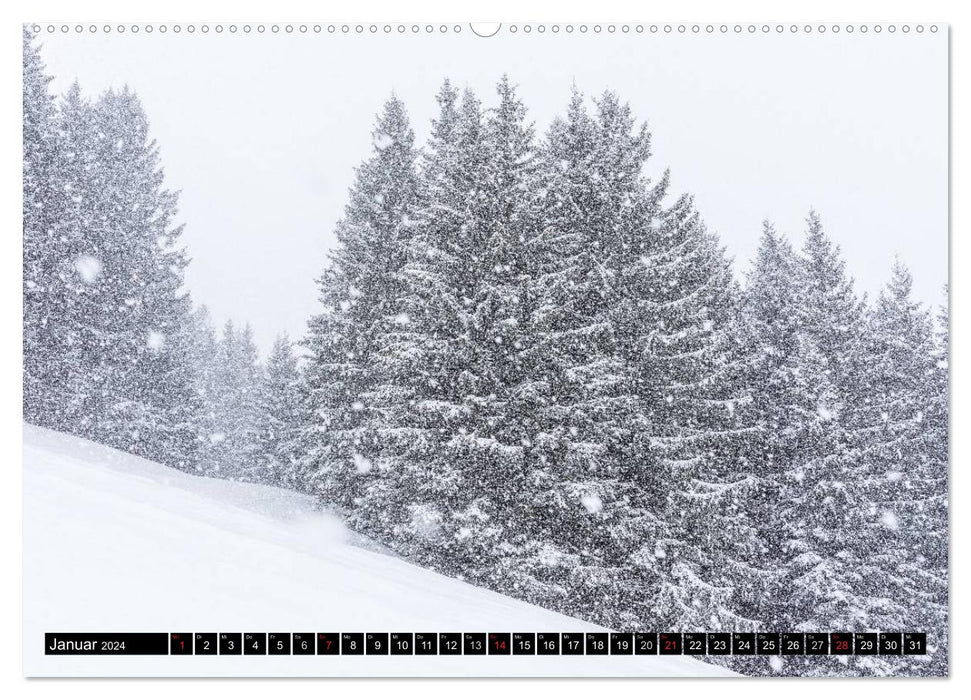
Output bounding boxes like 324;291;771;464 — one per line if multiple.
626;195;759;632
362;82;486;565
54;83;107;436
258;335;307;489
208;321;263;480
303;96;420;519
735;223;806;626
522;89;658;618
446;76;545;587
366;78;545;586
922;289;949;674
23;28;68;428
77;88;198;469
24;72;198;469
857;265;947;674
770;213;877;674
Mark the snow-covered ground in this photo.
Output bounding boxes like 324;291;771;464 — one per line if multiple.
22;424;732;677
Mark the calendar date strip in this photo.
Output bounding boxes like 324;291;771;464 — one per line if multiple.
45;631;927;656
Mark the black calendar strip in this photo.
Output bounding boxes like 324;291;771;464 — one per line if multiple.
45;632;928;656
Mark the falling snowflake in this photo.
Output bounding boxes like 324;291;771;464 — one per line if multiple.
74;255;102;284
208;432;226;444
146;331;165;351
580;493;603;514
352;453;372;474
768;655;784;673
373;132;394;149
408;504;442;540
393;312;411;325
351;400;365;412
817;403;835;421
880;511;899;530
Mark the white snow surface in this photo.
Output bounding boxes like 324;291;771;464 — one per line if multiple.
23;424;731;677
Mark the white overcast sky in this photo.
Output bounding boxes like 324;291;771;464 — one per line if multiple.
36;27;948;353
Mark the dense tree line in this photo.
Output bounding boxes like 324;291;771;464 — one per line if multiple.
22;31;303;488
23;30;947;676
300;80;948;675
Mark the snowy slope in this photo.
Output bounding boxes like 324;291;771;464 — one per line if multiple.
22;425;732;677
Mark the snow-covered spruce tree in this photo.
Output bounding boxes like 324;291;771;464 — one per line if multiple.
360;78;557;596
40;83;199;470
23;28;71;429
723;221;847;677
734;222;806;628
359;86;763;635
54;83;112;437
481;89;760;632
359;82;488;565
442;76;548;590
368;78;546;588
623;192;761;634
516;89;662;622
527;90;761;633
257;335;308;490
852;264;947;675
206;321;264;481
920;288;949;673
769;212;881;676
91;88;199;469
303;96;420;520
